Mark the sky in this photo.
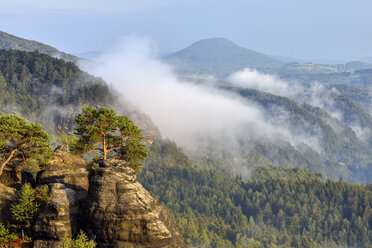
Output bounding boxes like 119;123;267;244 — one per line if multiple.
1;0;371;61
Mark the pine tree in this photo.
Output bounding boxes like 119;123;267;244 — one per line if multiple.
72;106;147;172
0;114;52;177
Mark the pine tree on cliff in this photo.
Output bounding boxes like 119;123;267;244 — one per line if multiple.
72;106;147;172
0;114;52;177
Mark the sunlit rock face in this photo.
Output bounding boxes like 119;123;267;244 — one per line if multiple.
88;159;186;248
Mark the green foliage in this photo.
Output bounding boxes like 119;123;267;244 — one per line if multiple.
0;114;52;177
0;222;18;244
0;49;112;127
55;125;78;152
72;106;147;172
218;86;372;182
117;115;148;172
139;139;372;248
10;183;48;230
60;230;96;248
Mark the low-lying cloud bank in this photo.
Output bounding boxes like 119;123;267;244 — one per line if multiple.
229;68;339;113
229;68;372;143
81;37;372;176
81;37;285;150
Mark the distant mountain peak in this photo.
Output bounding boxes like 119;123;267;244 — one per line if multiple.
191;37;238;46
180;37;255;53
165;37;283;77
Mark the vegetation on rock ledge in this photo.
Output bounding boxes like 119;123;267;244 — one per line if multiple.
72;106;147;172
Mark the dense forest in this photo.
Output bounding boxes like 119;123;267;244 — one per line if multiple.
208;85;372;183
139;139;372;248
0;49;112;128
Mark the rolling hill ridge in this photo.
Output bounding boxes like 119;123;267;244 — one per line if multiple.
0;30;78;62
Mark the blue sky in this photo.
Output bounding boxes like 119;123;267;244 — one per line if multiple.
1;0;371;61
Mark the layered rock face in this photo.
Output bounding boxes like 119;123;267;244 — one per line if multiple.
33;183;79;248
32;153;185;248
88;160;186;248
32;152;89;247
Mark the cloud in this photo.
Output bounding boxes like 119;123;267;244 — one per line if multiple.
82;37;278;149
80;36;333;179
229;68;294;96
228;68;372;151
229;68;342;119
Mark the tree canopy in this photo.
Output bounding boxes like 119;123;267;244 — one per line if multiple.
72;106;147;172
139;139;372;248
0;49;112;126
0;114;52;177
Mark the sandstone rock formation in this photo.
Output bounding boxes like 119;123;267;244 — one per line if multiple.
32;153;185;248
0;162;22;187
88;159;186;248
33;183;79;248
0;183;16;223
32;152;89;247
37;151;89;201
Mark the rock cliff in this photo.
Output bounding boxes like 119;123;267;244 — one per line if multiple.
33;183;80;248
88;159;186;248
32;153;185;248
33;152;89;247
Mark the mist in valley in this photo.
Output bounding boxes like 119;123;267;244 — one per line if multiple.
77;37;372;180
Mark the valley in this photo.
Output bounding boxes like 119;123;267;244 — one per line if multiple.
0;31;371;247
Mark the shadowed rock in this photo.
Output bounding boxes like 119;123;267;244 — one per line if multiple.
0;184;16;223
33;183;78;248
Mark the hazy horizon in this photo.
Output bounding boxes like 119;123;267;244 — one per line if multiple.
1;0;372;62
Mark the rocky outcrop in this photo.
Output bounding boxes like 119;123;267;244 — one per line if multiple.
88;160;186;248
32;152;89;247
33;183;79;248
32;153;186;248
37;151;89;200
0;184;16;223
0;162;22;187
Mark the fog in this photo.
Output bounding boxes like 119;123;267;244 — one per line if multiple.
229;68;372;144
229;68;339;113
80;37;367;178
82;37;284;151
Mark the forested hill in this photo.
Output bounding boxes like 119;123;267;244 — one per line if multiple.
0;49;160;139
222;86;372;182
138;139;372;248
0;49;112;129
0;30;78;62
